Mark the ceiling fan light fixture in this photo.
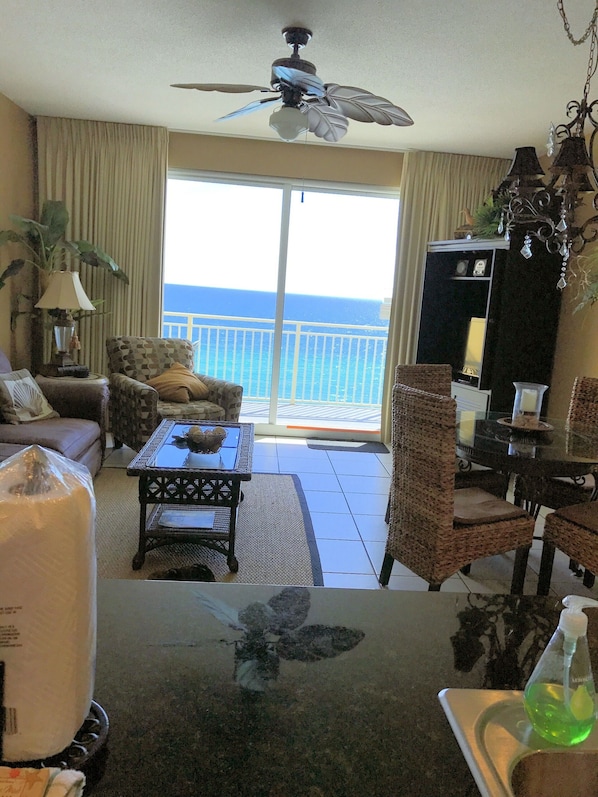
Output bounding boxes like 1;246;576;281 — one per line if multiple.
269;105;308;142
172;26;412;145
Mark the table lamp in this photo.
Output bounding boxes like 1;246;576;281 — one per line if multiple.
35;270;95;377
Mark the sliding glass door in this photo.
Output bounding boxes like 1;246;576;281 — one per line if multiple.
163;177;282;410
279;187;398;433
163;173;399;439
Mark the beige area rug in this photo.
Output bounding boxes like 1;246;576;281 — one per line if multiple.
93;468;323;585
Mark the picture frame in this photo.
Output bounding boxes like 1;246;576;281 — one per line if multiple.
473;258;488;277
455;259;468;277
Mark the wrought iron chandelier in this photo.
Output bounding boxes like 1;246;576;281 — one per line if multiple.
498;1;598;289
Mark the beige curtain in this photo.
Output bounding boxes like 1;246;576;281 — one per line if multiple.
36;117;168;375
380;150;511;441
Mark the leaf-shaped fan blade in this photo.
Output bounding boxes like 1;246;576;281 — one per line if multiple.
171;83;273;93
267;587;310;633
277;625;365;662
323;84;413;126
272;66;325;97
303;102;349;142
217;95;281;122
194;591;247;631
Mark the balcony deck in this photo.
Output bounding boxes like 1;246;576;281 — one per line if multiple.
163;310;386;434
240;399;381;432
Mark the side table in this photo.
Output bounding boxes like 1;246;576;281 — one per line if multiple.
35;373;109;387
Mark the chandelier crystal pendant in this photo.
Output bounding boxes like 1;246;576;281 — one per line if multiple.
499;1;598;289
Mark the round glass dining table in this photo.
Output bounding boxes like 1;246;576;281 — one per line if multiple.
456;411;598;514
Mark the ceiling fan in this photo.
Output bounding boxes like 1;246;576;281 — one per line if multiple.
171;27;414;143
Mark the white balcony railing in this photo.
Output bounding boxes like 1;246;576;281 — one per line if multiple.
163;311;388;407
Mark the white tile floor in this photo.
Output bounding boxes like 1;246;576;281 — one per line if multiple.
105;434;598;598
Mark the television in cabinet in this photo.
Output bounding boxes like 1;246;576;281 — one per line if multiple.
415;237;562;413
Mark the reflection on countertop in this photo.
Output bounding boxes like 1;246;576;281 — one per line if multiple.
86;581;597;797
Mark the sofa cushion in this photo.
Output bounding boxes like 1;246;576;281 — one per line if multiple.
0;369;59;423
0;417;100;462
0;443;31;461
0;349;11;374
146;362;210;403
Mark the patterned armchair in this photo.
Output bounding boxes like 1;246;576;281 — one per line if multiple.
106;336;243;452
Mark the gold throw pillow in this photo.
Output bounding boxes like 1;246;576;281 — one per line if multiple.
146;362;210;403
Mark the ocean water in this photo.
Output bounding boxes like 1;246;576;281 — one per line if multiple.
163;284;389;403
164;285;387;327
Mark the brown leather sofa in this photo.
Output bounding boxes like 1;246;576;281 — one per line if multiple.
0;348;107;476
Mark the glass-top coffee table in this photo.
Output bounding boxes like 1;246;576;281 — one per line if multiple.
126;420;254;572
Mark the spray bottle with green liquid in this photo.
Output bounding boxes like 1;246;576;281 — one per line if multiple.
524;595;598;746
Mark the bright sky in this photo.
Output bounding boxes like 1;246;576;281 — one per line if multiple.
164;178;399;301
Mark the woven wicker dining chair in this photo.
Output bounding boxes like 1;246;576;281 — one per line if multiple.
537;502;598;594
515;376;598;512
379;384;535;591
394;363;452;396
514;376;598;586
383;364;508;521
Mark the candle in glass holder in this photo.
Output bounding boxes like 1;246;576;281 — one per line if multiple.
520;389;537;413
512;382;549;428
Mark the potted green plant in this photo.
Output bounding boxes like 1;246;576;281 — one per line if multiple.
0;199;128;289
0;200;128;369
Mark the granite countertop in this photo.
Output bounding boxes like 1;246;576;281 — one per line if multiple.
85;581;597;797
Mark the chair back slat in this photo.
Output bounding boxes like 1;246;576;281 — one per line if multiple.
394;363;452;396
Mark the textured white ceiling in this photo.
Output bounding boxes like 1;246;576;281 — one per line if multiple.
0;0;596;158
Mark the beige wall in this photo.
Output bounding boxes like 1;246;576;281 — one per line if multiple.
536;151;598;417
548;293;598;418
171;132;589;418
0;114;587;410
169;132;403;186
0;92;35;367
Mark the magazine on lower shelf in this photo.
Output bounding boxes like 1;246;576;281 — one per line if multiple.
158;510;216;530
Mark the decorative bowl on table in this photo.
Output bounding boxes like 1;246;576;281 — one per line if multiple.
497;417;554;433
172;425;227;454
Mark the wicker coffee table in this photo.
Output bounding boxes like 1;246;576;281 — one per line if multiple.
126;420;254;572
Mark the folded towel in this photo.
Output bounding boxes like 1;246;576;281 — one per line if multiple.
0;767;85;797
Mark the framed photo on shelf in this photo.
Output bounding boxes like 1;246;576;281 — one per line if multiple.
455;259;468;276
473;258;488;277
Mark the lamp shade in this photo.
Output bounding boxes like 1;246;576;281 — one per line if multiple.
506;146;546;179
269;105;308;142
35;271;95;311
550;135;593;174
